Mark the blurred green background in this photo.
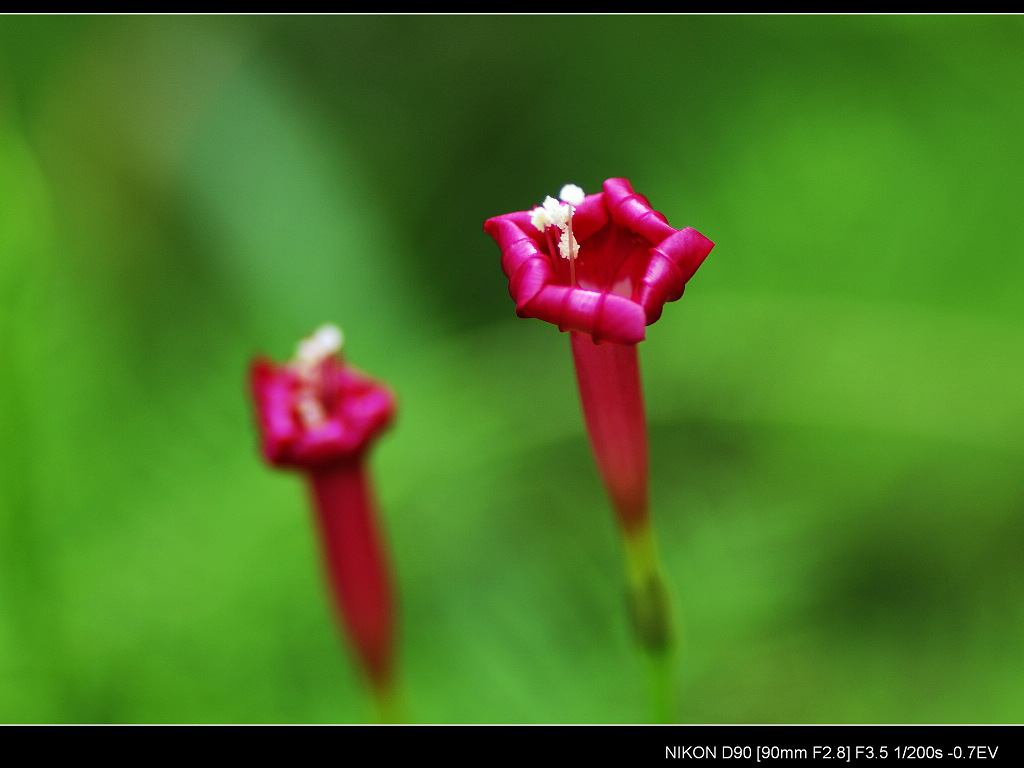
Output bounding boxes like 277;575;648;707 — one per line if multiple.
2;15;1023;723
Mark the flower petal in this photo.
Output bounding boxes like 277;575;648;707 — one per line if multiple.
602;178;675;245
523;284;647;345
637;227;715;325
568;192;610;241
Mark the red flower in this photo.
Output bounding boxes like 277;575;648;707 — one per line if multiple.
250;325;395;469
485;179;714;533
249;325;398;699
483;178;714;345
486;180;711;715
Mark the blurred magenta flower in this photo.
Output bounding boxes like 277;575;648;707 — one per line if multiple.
249;325;399;716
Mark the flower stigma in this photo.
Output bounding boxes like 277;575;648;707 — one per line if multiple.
291;323;345;429
559;183;585;206
530;183;585;286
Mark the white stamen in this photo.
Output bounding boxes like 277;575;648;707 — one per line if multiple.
558;228;578;262
296;397;328;429
530;205;551;232
532;195;575;233
543;196;571;228
294;323;344;372
532;186;585;275
559;183;585;206
291;324;344;429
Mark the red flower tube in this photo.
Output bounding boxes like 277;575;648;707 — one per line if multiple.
248;325;398;712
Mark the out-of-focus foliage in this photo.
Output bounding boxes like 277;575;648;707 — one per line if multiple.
1;15;1023;723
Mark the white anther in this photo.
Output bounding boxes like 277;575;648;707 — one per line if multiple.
532;186;584;267
558;228;579;261
295;395;329;429
542;196;571;227
290;324;344;428
531;205;552;232
294;323;344;372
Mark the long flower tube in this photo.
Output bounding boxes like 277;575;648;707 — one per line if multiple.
307;459;394;692
485;179;713;720
249;325;400;721
569;332;648;534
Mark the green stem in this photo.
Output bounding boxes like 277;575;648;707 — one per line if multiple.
622;522;678;723
369;678;405;724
